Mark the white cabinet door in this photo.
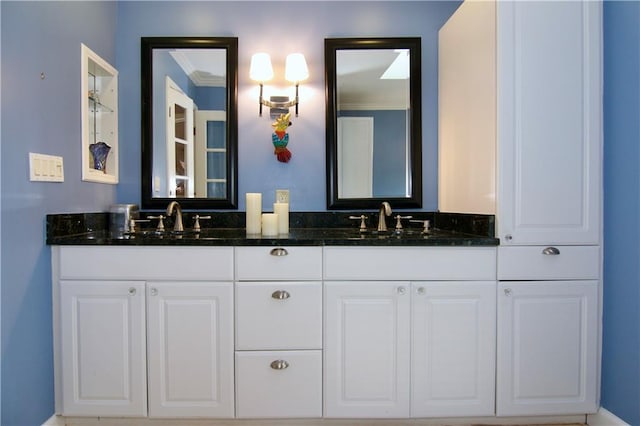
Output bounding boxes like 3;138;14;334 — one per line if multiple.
497;0;601;245
497;281;598;416
411;281;496;417
59;281;146;416
146;282;234;418
324;281;410;418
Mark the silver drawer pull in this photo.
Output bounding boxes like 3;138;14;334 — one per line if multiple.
270;360;289;370
542;246;560;255
270;247;288;256
271;290;291;300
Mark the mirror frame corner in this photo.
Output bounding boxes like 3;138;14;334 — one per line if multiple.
141;36;239;210
325;37;423;210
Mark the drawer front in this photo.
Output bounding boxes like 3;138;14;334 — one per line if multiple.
235;350;322;418
498;245;600;280
235;282;322;350
235;246;322;280
324;246;497;281
57;246;233;281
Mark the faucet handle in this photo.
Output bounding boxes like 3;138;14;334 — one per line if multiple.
394;215;413;231
410;219;431;234
127;218;150;234
193;215;211;232
349;215;368;232
146;215;165;232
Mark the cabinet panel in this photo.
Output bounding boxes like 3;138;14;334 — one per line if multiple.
324;246;496;281
498;245;600;280
146;282;234;418
58;246;233;281
59;281;146;416
235;281;322;350
497;1;601;244
324;281;410;418
235;350;322;418
235;246;322;280
497;281;598;415
411;281;496;417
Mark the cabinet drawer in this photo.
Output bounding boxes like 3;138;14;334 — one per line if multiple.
324;246;496;280
235;350;322;418
235;247;322;280
235;282;322;350
57;246;234;281
498;246;600;280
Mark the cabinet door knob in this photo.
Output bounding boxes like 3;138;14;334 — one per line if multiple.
504;288;512;296
271;290;290;300
397;286;406;295
128;287;137;296
416;286;426;295
270;247;288;256
505;234;513;241
150;288;158;296
542;246;560;255
270;360;289;370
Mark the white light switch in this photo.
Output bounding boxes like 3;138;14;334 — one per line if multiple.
30;153;64;182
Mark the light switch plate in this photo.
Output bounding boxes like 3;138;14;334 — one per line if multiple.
276;189;290;204
29;152;64;182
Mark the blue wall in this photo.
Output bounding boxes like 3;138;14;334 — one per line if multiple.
602;2;640;424
116;1;461;211
0;2;117;425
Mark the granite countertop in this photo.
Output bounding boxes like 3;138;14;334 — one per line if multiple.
46;212;499;247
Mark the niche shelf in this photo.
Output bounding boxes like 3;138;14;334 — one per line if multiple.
81;43;118;184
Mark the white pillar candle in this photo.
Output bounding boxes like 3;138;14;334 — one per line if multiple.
261;213;279;237
274;202;289;235
246;193;262;235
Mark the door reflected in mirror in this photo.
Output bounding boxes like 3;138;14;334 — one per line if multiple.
141;37;238;209
326;38;422;209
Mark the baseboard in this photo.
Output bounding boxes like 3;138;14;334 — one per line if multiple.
42;414;66;426
587;407;630;426
46;414;587;426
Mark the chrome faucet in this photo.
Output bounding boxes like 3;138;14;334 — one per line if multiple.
166;201;184;232
377;201;392;232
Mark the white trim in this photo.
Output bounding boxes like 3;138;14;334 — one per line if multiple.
588;407;631;426
47;415;586;426
42;414;65;426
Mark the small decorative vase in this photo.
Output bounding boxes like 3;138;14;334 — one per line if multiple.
89;142;111;173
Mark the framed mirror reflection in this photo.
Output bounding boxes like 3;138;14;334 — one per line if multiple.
141;37;238;209
325;37;422;209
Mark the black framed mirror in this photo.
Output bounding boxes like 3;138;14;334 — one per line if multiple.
141;37;238;209
325;37;422;209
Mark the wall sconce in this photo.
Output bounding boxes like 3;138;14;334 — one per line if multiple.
250;52;309;117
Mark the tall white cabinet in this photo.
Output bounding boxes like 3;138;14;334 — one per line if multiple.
439;0;602;417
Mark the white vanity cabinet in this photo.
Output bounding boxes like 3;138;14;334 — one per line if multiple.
323;247;497;418
234;246;323;418
146;281;234;418
53;246;235;418
59;280;147;416
496;246;600;416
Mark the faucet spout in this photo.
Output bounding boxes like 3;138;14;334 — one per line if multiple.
166;201;184;232
377;202;392;232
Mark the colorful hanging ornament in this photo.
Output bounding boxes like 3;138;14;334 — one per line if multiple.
271;112;292;163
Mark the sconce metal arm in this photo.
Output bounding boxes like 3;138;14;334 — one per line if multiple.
258;83;300;116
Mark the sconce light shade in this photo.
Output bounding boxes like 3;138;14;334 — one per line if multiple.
285;53;309;83
250;53;274;82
